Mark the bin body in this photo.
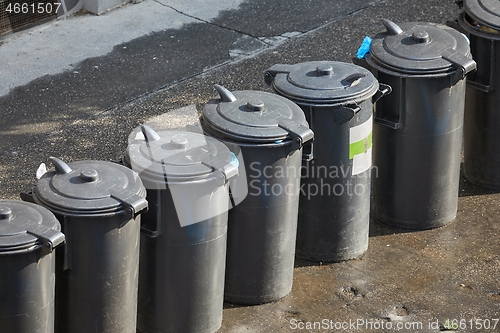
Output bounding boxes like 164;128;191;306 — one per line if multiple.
366;20;476;229
222;142;301;304
0;201;64;333
201;86;313;304
458;1;500;189
265;61;381;262
125;127;237;333
28;158;148;333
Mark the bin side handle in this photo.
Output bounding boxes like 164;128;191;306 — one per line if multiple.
374;117;403;129
62;215;72;271
333;104;360;126
302;106;315;162
139;189;161;238
374;78;405;129
446;19;465;34
302;144;314;162
139;187;162;238
264;64;294;86
466;40;496;92
140;228;161;238
20;190;36;203
373;83;392;104
467;80;494;92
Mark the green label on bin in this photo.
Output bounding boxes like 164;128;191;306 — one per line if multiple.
349;115;372;176
349;132;372;159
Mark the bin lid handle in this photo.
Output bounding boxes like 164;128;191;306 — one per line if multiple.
381;18;403;35
140;124;161;142
214;84;237;102
48;156;72;175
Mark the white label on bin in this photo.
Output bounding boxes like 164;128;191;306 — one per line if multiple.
349;115;372;176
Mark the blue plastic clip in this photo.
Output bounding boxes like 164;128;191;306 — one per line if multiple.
356;36;372;59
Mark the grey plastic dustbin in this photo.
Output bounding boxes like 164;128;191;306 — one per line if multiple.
454;0;500;190
24;157;148;333
201;85;314;305
0;200;65;333
365;19;476;229
124;125;238;333
265;61;388;262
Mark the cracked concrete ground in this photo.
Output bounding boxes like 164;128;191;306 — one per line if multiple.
0;0;499;332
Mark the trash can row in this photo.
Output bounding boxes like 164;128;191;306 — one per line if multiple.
3;11;495;333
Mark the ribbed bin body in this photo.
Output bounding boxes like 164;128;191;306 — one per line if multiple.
371;75;466;228
0;251;56;333
126;127;237;333
222;142;302;304
137;188;228;333
52;214;141;333
0;200;64;333
265;61;381;261
296;102;372;261
458;6;500;189
201;86;313;304
366;20;475;229
28;158;148;333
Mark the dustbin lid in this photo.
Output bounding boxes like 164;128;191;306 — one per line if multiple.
464;0;500;30
0;200;64;255
265;61;379;105
33;157;148;217
202;85;314;144
125;125;238;183
367;20;475;76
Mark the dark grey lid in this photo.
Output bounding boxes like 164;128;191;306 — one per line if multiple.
125;125;238;184
367;19;476;77
0;200;64;255
202;85;314;145
264;61;379;105
464;0;500;29
34;157;148;217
